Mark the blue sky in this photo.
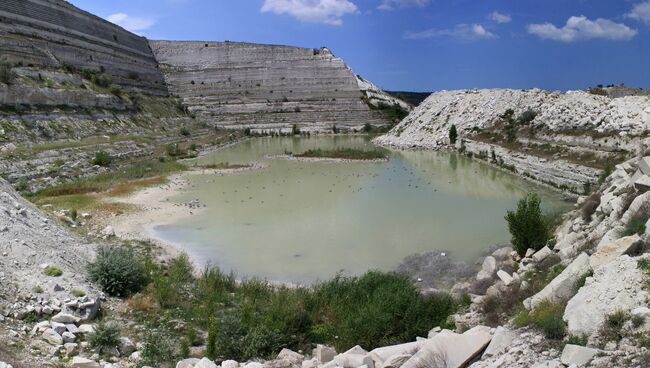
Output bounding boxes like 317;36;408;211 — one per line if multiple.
69;0;650;92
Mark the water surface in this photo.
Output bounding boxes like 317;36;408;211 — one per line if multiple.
154;136;569;283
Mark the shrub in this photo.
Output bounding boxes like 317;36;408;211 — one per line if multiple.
598;164;613;185
180;127;191;136
574;270;593;291
632;314;646;328
449;124;458;144
71;289;86;297
0;59;16;85
517;109;538;125
93;73;112;88
87;246;148;297
581;192;601;221
332;125;339;134
44;266;63;277
505;192;551;257
139;329;177;366
166;144;184;157
244;127;251;136
363;123;373;133
88;321;120;352
292;124;300;135
70;209;78;222
529;300;567;339
108;84;122;97
566;334;588;346
32;285;44;294
206;321;217;360
92;151;112;167
602;309;629;341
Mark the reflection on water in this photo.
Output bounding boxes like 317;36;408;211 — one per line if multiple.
153;136;570;284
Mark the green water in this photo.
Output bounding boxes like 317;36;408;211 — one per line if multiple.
153;136;570;284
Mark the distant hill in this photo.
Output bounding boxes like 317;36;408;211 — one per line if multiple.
386;91;431;107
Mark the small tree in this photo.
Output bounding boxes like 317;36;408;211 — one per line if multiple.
449;124;458;144
87;246;148;297
0;58;16;85
92;151;112;166
292;124;300;135
206;320;217;360
505;192;550;256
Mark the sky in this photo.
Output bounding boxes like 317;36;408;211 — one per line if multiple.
68;0;650;92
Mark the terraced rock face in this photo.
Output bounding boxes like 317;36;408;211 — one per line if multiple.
149;40;406;130
0;0;167;95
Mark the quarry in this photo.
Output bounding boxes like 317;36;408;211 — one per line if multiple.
1;1;650;368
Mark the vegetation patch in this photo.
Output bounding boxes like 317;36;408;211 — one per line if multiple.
87;246;149;297
109;253;460;363
43;265;63;277
295;148;387;160
505;192;552;257
197;162;251;170
88;321;121;353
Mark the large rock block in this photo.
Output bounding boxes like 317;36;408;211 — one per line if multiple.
524;253;591;310
70;357;100;368
400;326;491;368
589;235;640;269
560;344;599;366
564;255;649;336
481;326;515;359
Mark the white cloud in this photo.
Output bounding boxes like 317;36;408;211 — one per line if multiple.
488;11;511;24
378;0;429;11
527;16;637;42
106;13;155;33
626;1;650;25
261;0;358;26
404;24;496;41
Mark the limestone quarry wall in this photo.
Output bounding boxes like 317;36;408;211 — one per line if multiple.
149;40;397;129
375;88;650;191
0;0;167;95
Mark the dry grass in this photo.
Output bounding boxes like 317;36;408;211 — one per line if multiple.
107;176;166;197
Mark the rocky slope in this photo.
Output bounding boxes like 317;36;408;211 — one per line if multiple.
150;41;409;131
0;0;167;96
375;88;650;192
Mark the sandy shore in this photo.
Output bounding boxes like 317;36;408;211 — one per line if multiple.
105;164;265;260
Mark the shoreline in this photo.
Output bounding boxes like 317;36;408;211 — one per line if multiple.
104;164;265;263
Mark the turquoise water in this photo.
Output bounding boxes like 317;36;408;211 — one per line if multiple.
153;136;570;284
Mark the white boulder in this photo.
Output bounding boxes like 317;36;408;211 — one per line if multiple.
524;253;590;310
560;344;599;366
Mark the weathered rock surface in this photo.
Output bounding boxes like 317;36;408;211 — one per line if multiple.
524;252;590;310
564;255;649;336
401;326;491;368
560;344;600;366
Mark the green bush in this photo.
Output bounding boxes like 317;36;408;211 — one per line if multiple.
292;124;301;135
44;265;63;277
139;329;177;367
92;151;113;167
505;192;551;257
449;124;458;144
602;309;629;341
87;247;148;297
517;109;538;125
566;334;588;346
108;84;122;97
529;300;566;339
88;321;120;352
0;59;16;85
166;144;185;157
180;127;191;136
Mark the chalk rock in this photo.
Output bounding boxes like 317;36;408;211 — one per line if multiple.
51;312;79;324
400;326;491;368
195;358;218;368
532;246;553;263
42;328;63;345
564;255;648;335
524;253;590;310
277;348;304;364
589;235;640;269
176;358;200;368
560;344;599;366
315;344;337;363
496;270;514;286
476;256;497;280
70;357;100;368
222;360;239;368
482;326;515;359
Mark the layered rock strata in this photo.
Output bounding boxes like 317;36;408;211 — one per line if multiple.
149;41;407;130
0;0;167;95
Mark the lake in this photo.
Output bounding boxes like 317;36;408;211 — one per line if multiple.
153;136;570;284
